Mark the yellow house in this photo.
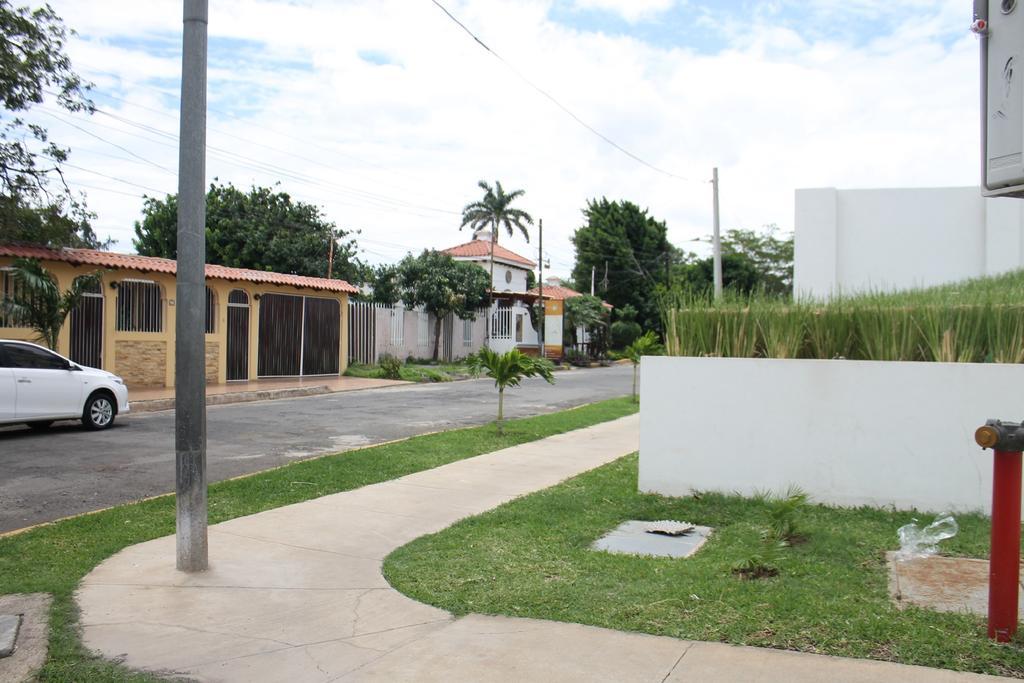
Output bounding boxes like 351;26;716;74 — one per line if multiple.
0;244;358;388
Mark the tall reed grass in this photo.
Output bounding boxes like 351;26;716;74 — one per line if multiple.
661;271;1024;363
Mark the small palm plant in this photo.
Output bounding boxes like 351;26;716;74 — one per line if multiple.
0;258;101;350
468;348;554;433
624;331;663;403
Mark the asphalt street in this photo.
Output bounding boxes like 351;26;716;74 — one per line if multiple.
0;365;632;533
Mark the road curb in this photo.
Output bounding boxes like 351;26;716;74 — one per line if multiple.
130;385;332;413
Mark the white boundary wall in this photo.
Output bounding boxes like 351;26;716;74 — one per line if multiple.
794;186;1024;299
639;356;1024;515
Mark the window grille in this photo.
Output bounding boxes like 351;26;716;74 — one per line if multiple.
390;306;404;345
116;280;163;332
205;286;216;334
463;317;473;346
0;269;22;328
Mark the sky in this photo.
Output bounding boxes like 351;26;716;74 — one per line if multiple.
36;0;980;280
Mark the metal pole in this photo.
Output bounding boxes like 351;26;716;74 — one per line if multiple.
537;218;544;358
175;0;208;573
590;265;595;296
712;167;722;301
988;449;1022;642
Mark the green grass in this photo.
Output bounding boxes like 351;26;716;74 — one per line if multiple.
662;269;1024;363
0;396;637;682
384;454;1024;678
344;361;473;382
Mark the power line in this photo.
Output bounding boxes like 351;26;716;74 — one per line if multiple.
429;0;704;184
61;162;173;195
37;109;175;174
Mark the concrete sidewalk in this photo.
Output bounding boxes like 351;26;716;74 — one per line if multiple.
76;415;1007;682
129;375;406;412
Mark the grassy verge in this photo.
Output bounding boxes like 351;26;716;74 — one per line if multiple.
0;396;637;682
384;454;1024;678
344;362;473;382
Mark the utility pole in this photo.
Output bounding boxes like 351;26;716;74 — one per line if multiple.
591;265;595;296
175;0;209;573
537;218;544;358
711;167;723;301
327;235;335;279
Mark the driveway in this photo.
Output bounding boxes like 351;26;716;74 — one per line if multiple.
0;365;632;533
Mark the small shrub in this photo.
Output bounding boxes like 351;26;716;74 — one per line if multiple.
610;320;642;349
731;541;785;579
379;354;403;380
755;485;810;544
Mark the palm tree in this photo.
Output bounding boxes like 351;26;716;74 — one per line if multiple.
0;258;101;350
624;331;663;403
460;181;534;345
468;348;554;433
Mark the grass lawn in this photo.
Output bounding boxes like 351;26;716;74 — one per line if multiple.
0;396;636;682
344;361;473;382
384;454;1024;678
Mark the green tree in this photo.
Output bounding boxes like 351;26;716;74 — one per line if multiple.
563;294;606;347
610;303;641;349
133;181;363;281
721;225;793;296
394;250;491;361
0;257;99;349
570;198;670;332
467;348;554;433
459;180;534;320
624;331;663;403
0;2;100;249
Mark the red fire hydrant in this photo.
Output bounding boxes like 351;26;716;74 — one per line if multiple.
975;419;1024;642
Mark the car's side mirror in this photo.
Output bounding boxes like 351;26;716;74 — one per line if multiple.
67;362;82;371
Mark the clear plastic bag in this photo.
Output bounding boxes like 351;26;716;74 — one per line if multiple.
895;512;958;560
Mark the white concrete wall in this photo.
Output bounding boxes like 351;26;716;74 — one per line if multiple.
639;356;1024;515
794;186;1024;299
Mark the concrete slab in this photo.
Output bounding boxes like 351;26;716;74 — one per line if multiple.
0;614;20;657
0;594;51;683
593;521;713;559
887;552;1024;616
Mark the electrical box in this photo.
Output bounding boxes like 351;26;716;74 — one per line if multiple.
977;0;1024;197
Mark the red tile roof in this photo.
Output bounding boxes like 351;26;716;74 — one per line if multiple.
442;239;536;268
527;284;614;309
0;244;360;294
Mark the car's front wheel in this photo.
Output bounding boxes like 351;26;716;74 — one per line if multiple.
82;393;116;430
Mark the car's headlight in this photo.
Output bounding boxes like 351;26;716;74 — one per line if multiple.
113;378;125;385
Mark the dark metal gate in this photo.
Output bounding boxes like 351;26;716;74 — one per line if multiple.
226;289;249;381
69;278;103;368
257;293;341;377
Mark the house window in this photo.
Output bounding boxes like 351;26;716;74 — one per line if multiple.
389;306;404;345
116;280;163;332
463;317;473;346
205;287;216;334
0;269;23;328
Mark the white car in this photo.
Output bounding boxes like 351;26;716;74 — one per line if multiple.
0;340;130;431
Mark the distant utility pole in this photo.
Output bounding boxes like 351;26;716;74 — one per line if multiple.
327;236;335;279
537;218;544;358
175;0;209;573
590;265;596;296
711;167;723;301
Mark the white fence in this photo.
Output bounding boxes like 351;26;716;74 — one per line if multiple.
793;186;1024;299
639;356;1024;516
348;300;488;363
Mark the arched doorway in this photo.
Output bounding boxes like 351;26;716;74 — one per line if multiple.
226;289;250;381
70;276;103;368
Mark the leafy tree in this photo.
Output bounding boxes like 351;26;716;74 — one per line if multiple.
0;2;100;248
459;180;533;318
133;181;362;281
370;251;490;360
0;257;99;349
624;331;663;403
571;199;670;332
467;348;554;433
673;226;794;297
563;294;605;345
610;303;641;349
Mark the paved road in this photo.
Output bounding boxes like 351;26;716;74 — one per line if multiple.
0;365;631;533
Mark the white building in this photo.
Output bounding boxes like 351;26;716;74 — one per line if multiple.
442;235;543;355
794;186;1024;299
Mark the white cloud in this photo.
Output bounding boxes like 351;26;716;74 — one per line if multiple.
38;0;982;282
571;0;676;23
